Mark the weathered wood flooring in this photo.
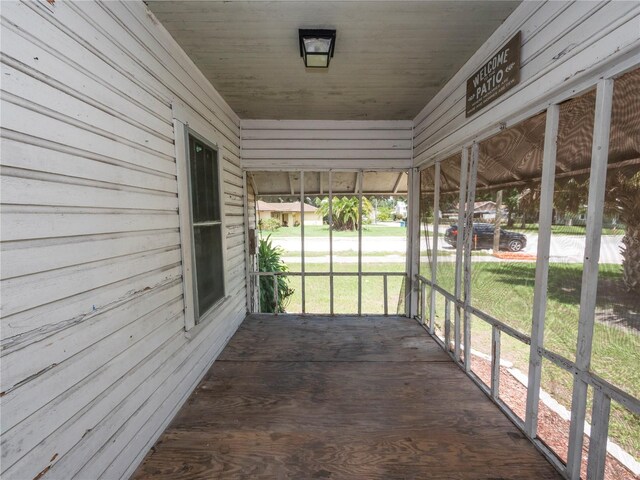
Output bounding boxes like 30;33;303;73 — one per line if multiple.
133;315;561;479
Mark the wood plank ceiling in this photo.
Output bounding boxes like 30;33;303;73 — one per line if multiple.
146;1;520;120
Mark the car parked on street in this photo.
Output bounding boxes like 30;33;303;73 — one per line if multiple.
444;223;527;252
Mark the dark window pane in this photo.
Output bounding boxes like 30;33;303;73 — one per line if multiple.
189;136;219;223
189;138;201;221
194;224;224;316
196;139;207;222
205;147;220;221
202;146;212;220
188;134;224;320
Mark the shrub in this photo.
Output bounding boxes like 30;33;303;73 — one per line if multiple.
260;217;281;232
258;235;294;313
377;205;393;222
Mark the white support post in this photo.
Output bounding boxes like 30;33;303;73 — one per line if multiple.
273;274;278;316
587;390;612;480
429;162;441;334
492;190;503;253
567;79;613;480
421;282;427;325
525;104;560;438
454;148;469;362
358;170;363;316
491;325;501;400
329;170;334;315
463;143;479;373
242;170;252;314
289;172;296;196
408;168;421;318
383;274;389;316
300;171;305;314
444;299;451;352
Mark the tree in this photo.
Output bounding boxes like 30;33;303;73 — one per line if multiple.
554;169;640;294
553;177;589;224
503;188;520;227
605;169;640;294
316;196;373;231
517;185;541;228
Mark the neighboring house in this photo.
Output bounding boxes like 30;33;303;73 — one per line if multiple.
394;200;407;220
257;200;323;226
473;201;509;221
442;201;506;222
555;210;620;228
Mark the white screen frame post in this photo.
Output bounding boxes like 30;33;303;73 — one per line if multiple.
566;78;614;480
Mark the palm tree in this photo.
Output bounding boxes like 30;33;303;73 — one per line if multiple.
316;196;373;231
605;168;640;294
554;168;640;294
517;185;541;228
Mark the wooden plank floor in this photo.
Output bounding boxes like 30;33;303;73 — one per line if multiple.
133;315;561;479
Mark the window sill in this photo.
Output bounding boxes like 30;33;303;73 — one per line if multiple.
183;294;232;340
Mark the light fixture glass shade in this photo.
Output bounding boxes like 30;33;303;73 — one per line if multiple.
299;29;336;68
303;37;331;54
305;53;330;68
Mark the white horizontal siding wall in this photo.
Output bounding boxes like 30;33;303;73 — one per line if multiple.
413;0;640;166
0;1;246;479
241;119;413;170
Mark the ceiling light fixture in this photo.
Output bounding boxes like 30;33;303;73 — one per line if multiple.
299;29;336;68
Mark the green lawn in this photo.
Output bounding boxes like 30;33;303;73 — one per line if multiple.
292;250;406;258
431;262;639;459
263;223;622;238
282;262;406;316
511;223;621;236
261;224;408;238
275;259;639;458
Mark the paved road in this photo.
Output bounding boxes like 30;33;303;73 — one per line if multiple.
273;233;624;264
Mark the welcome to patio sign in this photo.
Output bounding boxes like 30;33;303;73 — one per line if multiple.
466;31;521;117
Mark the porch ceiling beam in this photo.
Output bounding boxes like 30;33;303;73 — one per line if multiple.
468;157;640;194
440;165;489;189
256;190;411;197
475;171;491;187
289;172;295;196
392;172;404;194
481;157;523;182
520;129;570;173
555;159;571;173
249;173;259;196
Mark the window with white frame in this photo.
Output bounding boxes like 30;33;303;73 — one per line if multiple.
187;132;225;320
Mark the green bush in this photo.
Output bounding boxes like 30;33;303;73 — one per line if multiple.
258;235;294;313
377;205;393;222
260;217;281;232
